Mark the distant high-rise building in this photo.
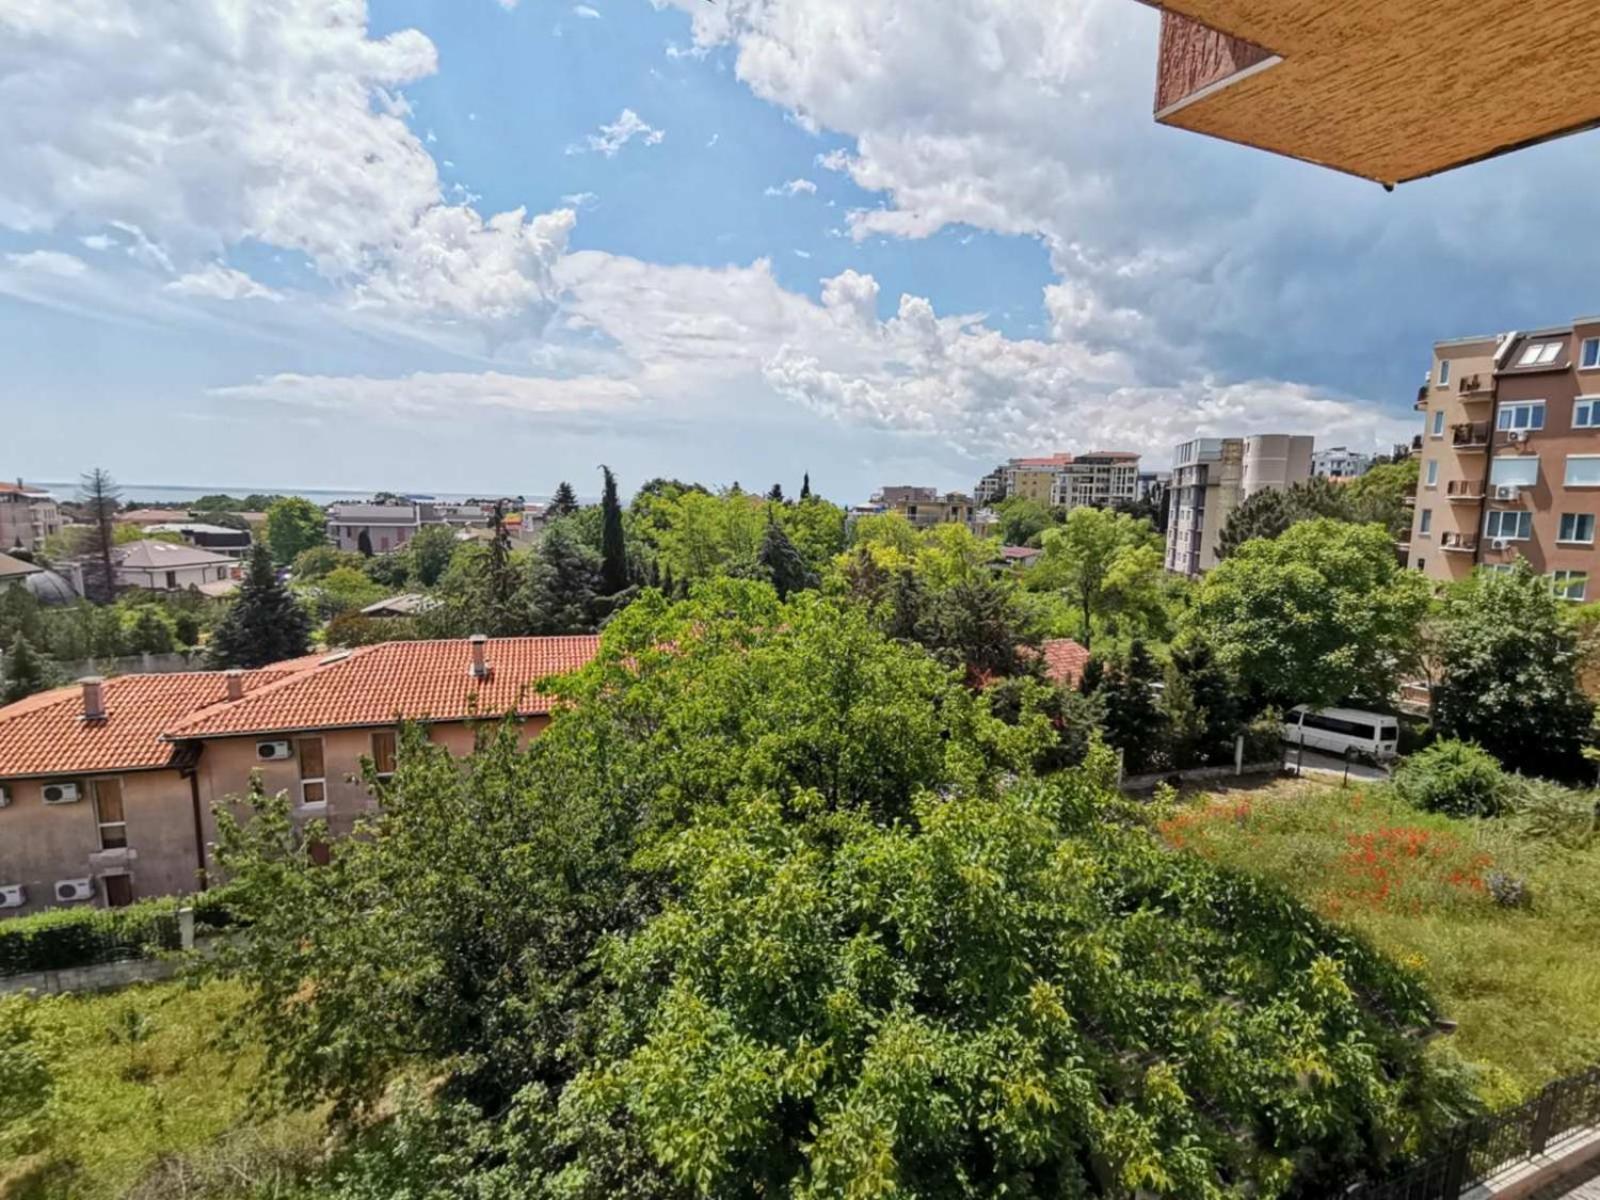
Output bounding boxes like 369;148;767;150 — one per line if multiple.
974;451;1140;510
1165;434;1313;578
1311;447;1374;479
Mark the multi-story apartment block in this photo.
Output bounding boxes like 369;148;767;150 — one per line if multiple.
0;481;63;554
0;636;599;917
869;486;985;533
1311;447;1374;479
975;452;1140;510
326;501;491;554
1164;434;1313;578
1408;320;1600;600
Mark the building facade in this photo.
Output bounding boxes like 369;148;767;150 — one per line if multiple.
0;482;63;554
112;540;239;592
869;487;985;533
1164;434;1313;578
975;452;1141;510
326;501;493;553
1408;320;1600;600
1311;447;1374;479
0;636;600;918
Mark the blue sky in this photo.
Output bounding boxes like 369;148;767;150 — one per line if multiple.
3;0;1599;501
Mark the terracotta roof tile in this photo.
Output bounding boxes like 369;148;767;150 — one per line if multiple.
1040;638;1090;689
163;636;601;739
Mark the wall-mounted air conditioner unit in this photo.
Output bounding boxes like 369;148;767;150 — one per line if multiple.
1494;485;1520;501
256;740;293;762
42;782;81;805
0;885;24;909
1509;431;1528;444
1491;538;1511;551
54;878;93;903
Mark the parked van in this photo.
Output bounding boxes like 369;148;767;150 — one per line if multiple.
1282;707;1400;761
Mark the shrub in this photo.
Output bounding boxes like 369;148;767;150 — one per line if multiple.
1485;870;1531;910
1393;739;1513;818
0;891;237;975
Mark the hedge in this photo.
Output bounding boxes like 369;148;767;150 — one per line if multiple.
0;888;239;976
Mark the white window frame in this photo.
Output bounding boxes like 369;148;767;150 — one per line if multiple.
1518;341;1563;367
297;737;327;809
1576;397;1600;429
1489;456;1540;488
1425;459;1439;488
1565;455;1600;488
1559;513;1596;545
1419;509;1433;536
1484;510;1532;541
1431;410;1446;438
92;777;127;851
1552;570;1589;602
1581;338;1600;370
1497;401;1546;432
1438;359;1451;387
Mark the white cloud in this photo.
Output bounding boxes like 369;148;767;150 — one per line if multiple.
562;191;599;208
4;250;89;278
79;234;115;252
570;109;666;158
764;178;818;197
572;5;602;17
165;263;284;302
211;370;642;418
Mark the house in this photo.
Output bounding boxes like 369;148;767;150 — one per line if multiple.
869;486;989;535
359;593;437;618
0;481;63;554
998;546;1043;570
146;522;253;558
0;635;601;916
326;501;492;553
113;540;239;592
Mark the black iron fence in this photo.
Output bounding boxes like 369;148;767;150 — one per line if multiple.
1344;1063;1600;1199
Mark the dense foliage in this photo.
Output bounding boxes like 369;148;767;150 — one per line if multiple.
265;496;327;565
208;543;312;668
1392;739;1514;819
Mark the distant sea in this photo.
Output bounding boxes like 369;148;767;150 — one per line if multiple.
35;483;548;506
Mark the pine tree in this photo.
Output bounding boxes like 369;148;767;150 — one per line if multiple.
208;543;312;668
800;473;812;501
479;502;526;635
357;529;374;557
599;466;629;596
757;515;817;601
1217;488;1292;559
766;483;785;503
78;468;120;604
1098;641;1166;773
549;482;579;519
527;524;602;635
1;634;50;705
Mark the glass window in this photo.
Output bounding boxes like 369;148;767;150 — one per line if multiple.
371;730;397;778
1425;459;1439;487
1497;402;1545;431
1415;558;1425;572
1419;509;1433;535
1485;510;1532;540
1559;513;1596;544
93;778;127;851
1577;399;1600;429
1566;457;1600;487
1518;341;1563;367
297;737;326;807
1553;571;1589;602
1431;410;1445;436
1582;338;1600;370
1489;456;1540;487
1438;360;1451;386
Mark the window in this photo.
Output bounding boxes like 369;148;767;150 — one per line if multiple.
1566;456;1600;487
1431;410;1446;437
93;778;127;850
1577;398;1600;429
1414;558;1426;572
1582;338;1600;370
1553;571;1589;602
1301;712;1378;740
1497;402;1545;431
297;737;326;807
165;570;177;589
1517;340;1563;367
1489;456;1540;487
1419;509;1433;536
1425;459;1439;487
1483;563;1516;577
1437;359;1451;386
103;874;133;908
1559;513;1596;544
371;730;397;779
1485;510;1532;540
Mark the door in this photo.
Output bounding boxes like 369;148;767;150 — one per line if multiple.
103;874;133;908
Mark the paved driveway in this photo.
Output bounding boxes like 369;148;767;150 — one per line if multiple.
1282;745;1393;784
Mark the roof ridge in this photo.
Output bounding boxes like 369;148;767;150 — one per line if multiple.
162;645;388;737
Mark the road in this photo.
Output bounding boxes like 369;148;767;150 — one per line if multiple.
1281;745;1393;784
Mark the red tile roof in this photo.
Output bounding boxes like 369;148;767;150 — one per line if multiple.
163;636;601;739
1040;639;1090;689
0;667;313;779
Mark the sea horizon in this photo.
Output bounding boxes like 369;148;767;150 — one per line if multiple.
33;482;557;506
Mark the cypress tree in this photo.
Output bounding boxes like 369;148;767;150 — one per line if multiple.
799;472;811;501
1;634;50;705
599;466;629;596
208;543;312;668
357;529;374;557
481;502;525;635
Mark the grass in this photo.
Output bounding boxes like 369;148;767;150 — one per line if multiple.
1163;778;1600;1101
2;977;324;1200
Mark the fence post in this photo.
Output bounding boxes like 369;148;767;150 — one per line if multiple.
1296;731;1306;777
178;906;195;952
1234;734;1245;777
1116;747;1125;788
1530;1085;1558;1155
1343;746;1352;789
1441;1126;1472;1198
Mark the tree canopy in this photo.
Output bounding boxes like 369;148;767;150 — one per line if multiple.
1030;507;1164;648
265;497;327;566
208;543;312;668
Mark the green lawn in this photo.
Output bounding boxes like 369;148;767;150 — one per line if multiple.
2;977;324;1200
1163;779;1600;1102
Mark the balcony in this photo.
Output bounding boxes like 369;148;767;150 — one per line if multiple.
1446;481;1485;502
1458;374;1492;399
1441;532;1478;553
1452;421;1491;450
1414;384;1430;410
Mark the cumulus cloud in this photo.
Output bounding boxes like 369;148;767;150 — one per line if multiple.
571;109;666;158
765;178;818;197
4;250;90;279
165;263;284;302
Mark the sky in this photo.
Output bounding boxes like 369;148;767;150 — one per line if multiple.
3;0;1600;502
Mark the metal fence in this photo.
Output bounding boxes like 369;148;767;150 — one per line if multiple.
1345;1064;1600;1199
0;908;187;978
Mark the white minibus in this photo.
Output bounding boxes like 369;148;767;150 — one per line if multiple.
1281;707;1400;761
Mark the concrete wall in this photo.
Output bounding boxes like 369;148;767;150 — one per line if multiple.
55;651;207;679
115;562;233;591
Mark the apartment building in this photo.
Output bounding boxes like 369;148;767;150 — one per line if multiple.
974;452;1141;509
1408;320;1600;600
326;501;491;554
869;486;988;533
1164;434;1314;578
0;481;63;554
0;635;600;917
1311;447;1373;479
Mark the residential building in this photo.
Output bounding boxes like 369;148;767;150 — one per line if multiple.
0;636;600;917
0;551;79;606
1311;447;1373;480
1135;471;1170;501
870;487;983;533
0;481;63;554
1164;434;1313;578
359;593;438;619
326;501;491;553
146;522;253;558
1407;319;1600;600
112;540;239;593
116;508;189;527
975;452;1141;510
1141;3;1600;187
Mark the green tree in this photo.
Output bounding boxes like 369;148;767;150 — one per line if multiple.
291;544;359;581
756;514;817;601
1183;519;1429;709
549;481;579;519
265;497;327;566
995;496;1054;546
599;466;629;596
1217;488;1293;559
1;635;51;704
799;472;811;501
1431;562;1593;778
77;468;120;604
913;521;997;589
656;490;765;583
477;504;527;636
526;523;602;635
356;529;374;557
303;566;387;621
1089;640;1166;772
406;525;458;589
208;543;312;669
923;573;1035;679
765;482;784;503
1345;458;1420;539
778;497;847;574
1031;507;1163;648
124;606;176;654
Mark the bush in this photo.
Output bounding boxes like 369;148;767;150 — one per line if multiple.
0;891;237;975
1393;739;1512;818
1485;870;1531;910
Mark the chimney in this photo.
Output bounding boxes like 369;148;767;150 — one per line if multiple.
79;677;106;721
469;634;489;679
225;669;244;702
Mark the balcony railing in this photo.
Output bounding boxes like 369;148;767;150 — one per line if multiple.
1458;373;1491;397
1451;422;1491;449
1441;532;1478;553
1415;384;1430;411
1445;481;1485;501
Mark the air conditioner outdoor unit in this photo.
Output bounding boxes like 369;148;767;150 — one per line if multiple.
1491;538;1510;551
1494;485;1519;500
0;885;24;909
41;782;81;805
54;878;93;903
256;740;293;762
1509;431;1528;444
